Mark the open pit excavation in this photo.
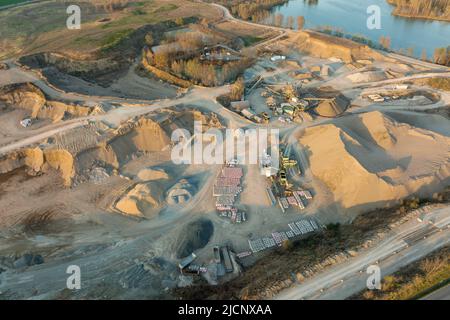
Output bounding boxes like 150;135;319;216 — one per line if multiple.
0;0;449;305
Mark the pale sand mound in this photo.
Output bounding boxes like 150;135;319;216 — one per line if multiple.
315;95;349;117
23;147;44;172
294;31;386;63
346;71;387;83
42;149;75;186
0;147;74;186
0;83;45;116
115;182;162;217
300;110;450;214
137;167;169;181
109;118;170;165
359;111;397;149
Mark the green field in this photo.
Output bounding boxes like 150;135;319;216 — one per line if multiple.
0;0;30;7
0;0;188;58
241;35;264;47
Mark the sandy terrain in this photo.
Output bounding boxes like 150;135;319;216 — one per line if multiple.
298;110;450;219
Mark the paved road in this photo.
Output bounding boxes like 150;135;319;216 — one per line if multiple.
209;2;290;49
210;2;285;32
275;206;450;300
422;284;450;300
387;53;449;71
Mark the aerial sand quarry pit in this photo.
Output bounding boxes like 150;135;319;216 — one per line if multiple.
0;99;227;241
174;218;214;259
18;52;128;88
0;107;224;222
299;110;450;216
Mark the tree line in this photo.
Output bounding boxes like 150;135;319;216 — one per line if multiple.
387;0;450;21
145;31;254;86
209;0;288;22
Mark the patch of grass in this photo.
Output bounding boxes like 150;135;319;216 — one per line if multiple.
101;3;178;29
0;0;201;57
427;78;450;91
130;1;147;7
132;8;146;15
0;0;28;7
352;246;450;300
154;3;178;13
241;35;264;46
101;28;134;51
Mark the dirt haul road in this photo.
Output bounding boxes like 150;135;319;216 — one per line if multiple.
2;51;448;157
0;83;230;155
275;205;450;300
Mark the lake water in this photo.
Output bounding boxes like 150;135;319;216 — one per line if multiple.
270;0;450;59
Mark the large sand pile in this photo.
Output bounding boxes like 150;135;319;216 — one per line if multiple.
42;149;75;186
137;167;169;181
299;110;450;215
0;147;74;186
0;83;99;122
346;71;388;83
308;87;350;117
109;118;171;165
315;94;349;117
115;182;162;217
0;83;46;115
294;31;386;63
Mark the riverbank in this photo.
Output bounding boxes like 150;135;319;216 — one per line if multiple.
387;0;450;22
267;0;450;60
390;12;450;22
